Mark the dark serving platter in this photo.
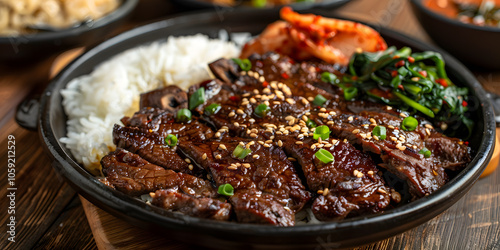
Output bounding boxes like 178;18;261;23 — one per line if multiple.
172;0;350;10
26;8;495;249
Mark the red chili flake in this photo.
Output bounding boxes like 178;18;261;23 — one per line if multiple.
436;78;448;87
392;55;400;59
398;84;404;90
281;72;290;79
262;81;269;88
229;96;239;102
462;100;468;107
408;56;415;63
288;58;295;64
146;119;152;123
464;141;469;145
352;76;358;81
395;60;405;67
391;70;398;77
419;71;428;77
316;67;321;72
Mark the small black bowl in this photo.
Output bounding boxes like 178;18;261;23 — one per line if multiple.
409;0;500;70
0;0;138;62
20;8;495;249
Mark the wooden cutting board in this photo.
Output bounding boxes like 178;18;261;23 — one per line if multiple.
55;46;499;249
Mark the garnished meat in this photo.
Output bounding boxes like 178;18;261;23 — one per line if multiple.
179;138;311;226
151;189;231;221
100;50;470;225
101;149;216;197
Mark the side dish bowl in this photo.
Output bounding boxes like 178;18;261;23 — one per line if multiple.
409;0;500;70
24;8;495;249
171;0;350;10
0;0;138;61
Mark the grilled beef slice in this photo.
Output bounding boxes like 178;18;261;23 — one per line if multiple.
151;189;231;221
114;107;214;176
179;138;311;226
101;148;216;198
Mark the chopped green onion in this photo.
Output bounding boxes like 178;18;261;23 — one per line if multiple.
218;184;234;196
344;87;358;101
254;103;270;118
315;149;334;164
313;125;330;140
321;72;337;84
419;147;432;158
401;116;418;131
393;91;435;118
164;134;177;147
313;94;327;106
232;58;252;71
176;108;192;122
204;103;221;116
233;145;252;159
189;87;205;110
306;119;317;128
372;126;386;140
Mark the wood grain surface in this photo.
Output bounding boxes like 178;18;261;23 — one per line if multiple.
1;0;499;249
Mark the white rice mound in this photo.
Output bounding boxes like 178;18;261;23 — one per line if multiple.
60;34;241;175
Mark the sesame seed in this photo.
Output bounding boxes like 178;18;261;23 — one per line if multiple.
219;144;227;150
353;170;359;176
348;116;353;122
253;89;259;94
388;125;395;129
386;106;393;110
367;170;374;175
278;140;283;147
259;76;265;82
425;124;434;129
343;139;348;143
352;129;360;134
278;82;284;88
288;157;296;161
323;188;329;196
329;111;336;116
283;130;289;135
265;140;273;144
270;135;275;139
373;135;379;141
331;139;338;145
250;133;258;138
397;145;407;151
441;123;448;131
432;170;438;176
458;141;463;145
311;144;317;150
378;188;387;194
317;190;324;194
241;101;249;106
308;96;314;102
188;164;194;170
317;144;324;148
234;122;240;127
426;128;431;136
390;136;397;141
413;145;417;149
249;118;256;123
301;98;309;105
295;141;303;145
202;153;207;160
319;108;327;112
369;118;377;124
327;121;334;125
257;141;265;145
249;98;257;104
411;77;420;82
185;158;191;163
297;134;304;139
263;143;271;148
240;71;247;76
207;174;212;180
246;141;255;147
235;163;241;167
215;132;221;138
215;154;222;159
400;112;408;118
302;115;309;121
325;143;332;147
242;93;251;97
305;112;311;116
270;81;278;89
276;131;283;135
228;165;238;170
253;155;260;159
357;172;364;178
286;98;295;105
243;163;251;168
237;109;245;115
273;101;281;105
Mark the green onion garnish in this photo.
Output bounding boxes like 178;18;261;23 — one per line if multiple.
204;103;221;116
218;183;234;196
164;134;177;147
419;147;432;158
233;145;252;159
312;94;327;107
344;87;358;101
176;108;192;122
321;72;337;84
372;126;387;140
313;125;330;140
315;148;334;164
306;119;317;128
189;87;205;110
401;116;418;131
232;58;252;71
254;103;270;118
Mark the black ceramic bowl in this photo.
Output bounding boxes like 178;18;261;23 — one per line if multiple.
30;8;494;249
409;0;500;70
171;0;350;10
0;0;138;61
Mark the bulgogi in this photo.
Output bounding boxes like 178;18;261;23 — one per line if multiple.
100;52;471;226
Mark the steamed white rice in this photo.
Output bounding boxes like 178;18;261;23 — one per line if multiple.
60;34;243;175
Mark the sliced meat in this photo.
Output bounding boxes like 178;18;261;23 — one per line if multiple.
179;138;311;226
114;107;214;176
280;137;392;220
151;189;231;221
101;149;216;197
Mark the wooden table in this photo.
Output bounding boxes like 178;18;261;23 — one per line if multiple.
1;0;499;249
